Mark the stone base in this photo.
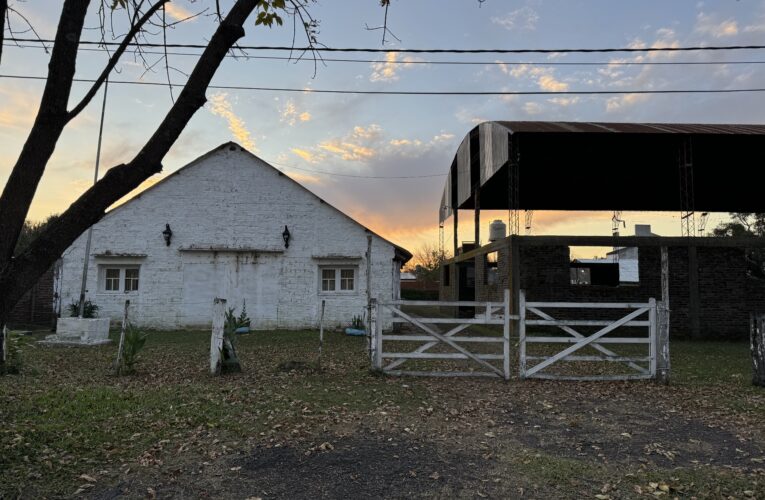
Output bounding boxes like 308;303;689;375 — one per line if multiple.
40;317;112;346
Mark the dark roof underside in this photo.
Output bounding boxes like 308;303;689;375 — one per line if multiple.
443;121;765;216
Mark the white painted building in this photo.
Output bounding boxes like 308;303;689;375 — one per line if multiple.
58;143;411;330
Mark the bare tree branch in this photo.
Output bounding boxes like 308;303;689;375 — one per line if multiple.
162;5;174;102
1;0;261;315
0;0;7;65
365;0;399;46
67;0;168;121
0;0;91;266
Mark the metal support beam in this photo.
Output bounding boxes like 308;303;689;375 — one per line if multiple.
679;136;696;237
688;245;701;339
453;209;459;257
474;188;481;246
508;135;520;235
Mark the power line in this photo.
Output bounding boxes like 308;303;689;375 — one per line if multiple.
6;36;765;54
270;160;446;179
3;73;765;96
7;42;765;67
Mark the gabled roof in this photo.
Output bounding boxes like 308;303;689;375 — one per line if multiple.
104;142;412;263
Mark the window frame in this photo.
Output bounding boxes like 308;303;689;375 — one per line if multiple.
100;265;141;293
319;266;358;294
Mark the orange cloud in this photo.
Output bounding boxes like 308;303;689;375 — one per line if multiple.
164;2;195;22
207;93;257;152
291;148;319;163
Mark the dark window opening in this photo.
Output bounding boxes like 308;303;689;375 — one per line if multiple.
485;251;499;285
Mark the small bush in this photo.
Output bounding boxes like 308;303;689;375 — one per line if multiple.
67;300;99;318
1;330;32;375
115;324;148;376
350;314;365;330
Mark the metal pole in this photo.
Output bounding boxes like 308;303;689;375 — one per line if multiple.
318;299;325;366
78;79;109;318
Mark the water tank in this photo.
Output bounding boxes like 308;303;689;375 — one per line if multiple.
489;220;507;242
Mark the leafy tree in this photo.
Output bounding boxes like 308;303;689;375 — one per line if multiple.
712;212;765;279
405;242;450;284
0;0;391;368
13;216;60;257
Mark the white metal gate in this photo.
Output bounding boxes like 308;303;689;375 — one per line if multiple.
519;291;659;381
371;291;515;379
370;290;666;381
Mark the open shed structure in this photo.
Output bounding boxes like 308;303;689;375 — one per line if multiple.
438;121;765;339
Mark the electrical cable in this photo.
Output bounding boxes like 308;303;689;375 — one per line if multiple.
3;73;765;96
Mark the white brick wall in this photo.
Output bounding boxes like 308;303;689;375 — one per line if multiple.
59;143;406;330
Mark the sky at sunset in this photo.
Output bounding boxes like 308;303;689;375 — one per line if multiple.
3;0;765;259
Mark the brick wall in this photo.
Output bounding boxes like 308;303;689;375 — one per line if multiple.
440;241;761;340
7;266;55;328
58;144;404;330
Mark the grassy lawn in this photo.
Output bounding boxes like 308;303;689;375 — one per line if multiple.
1;329;764;498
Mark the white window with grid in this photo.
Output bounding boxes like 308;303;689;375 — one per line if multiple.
319;267;357;293
100;266;141;293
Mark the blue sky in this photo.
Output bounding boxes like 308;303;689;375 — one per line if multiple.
2;0;765;255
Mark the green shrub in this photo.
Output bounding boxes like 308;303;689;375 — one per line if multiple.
115;324;148;376
1;330;32;375
67;300;99;318
350;314;365;330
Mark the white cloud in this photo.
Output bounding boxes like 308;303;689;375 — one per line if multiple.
491;7;539;32
280;99;312;126
523;102;543;115
695;12;739;38
370;52;423;82
498;64;570;92
605;93;650;113
548;97;580;107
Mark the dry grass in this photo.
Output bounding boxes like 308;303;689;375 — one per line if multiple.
1;328;764;498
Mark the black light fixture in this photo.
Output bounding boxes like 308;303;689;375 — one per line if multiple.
162;223;173;246
282;225;291;248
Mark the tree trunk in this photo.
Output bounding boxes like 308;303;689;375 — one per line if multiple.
0;1;259;357
0;0;7;65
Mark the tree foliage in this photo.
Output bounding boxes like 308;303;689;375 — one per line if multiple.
713;212;765;279
405;243;449;284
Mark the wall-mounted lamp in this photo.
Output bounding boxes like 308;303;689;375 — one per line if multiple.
282;225;291;249
162;224;173;246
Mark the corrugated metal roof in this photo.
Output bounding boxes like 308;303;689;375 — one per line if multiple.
439;120;765;222
495;121;765;135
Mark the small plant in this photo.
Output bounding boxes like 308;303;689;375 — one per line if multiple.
115;323;148;376
225;300;251;333
219;300;247;374
67;300;99;318
350;314;365;330
1;329;32;375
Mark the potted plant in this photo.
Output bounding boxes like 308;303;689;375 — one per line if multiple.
345;314;366;336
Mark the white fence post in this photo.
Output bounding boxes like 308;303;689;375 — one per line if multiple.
503;289;511;381
656;301;671;384
519;289;526;379
374;298;383;370
648;298;657;378
369;298;378;367
114;299;130;372
210;297;226;376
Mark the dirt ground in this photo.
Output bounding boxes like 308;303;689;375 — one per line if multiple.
2;331;764;499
